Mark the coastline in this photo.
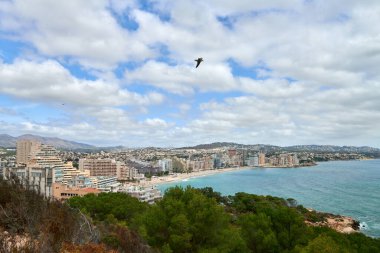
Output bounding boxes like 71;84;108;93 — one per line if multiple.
133;159;380;238
305;208;360;234
138;162;364;236
140;166;249;187
260;163;316;168
138;165;362;235
141;167;362;235
139;163;316;187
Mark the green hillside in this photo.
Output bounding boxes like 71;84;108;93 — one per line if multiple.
1;177;380;252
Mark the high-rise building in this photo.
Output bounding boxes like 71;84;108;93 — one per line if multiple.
213;154;222;168
259;152;266;166
253;154;259;167
16;139;40;165
158;159;173;173
203;156;214;170
79;158;118;176
228;149;237;157
293;154;299;166
6;143;66;197
117;164;144;181
245;154;259;167
187;159;206;172
239;149;249;165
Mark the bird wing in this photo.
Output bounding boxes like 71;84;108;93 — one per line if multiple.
195;61;201;68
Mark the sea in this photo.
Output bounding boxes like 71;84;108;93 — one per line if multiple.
158;159;380;238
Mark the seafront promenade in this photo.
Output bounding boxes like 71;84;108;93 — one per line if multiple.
141;163;317;187
141;166;248;186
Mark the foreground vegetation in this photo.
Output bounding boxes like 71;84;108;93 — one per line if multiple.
1;177;380;252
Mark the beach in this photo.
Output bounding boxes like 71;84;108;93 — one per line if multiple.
140;167;248;186
140;164;315;187
140;165;362;235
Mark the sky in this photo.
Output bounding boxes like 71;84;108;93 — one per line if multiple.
0;0;380;148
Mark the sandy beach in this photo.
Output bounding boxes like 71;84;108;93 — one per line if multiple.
140;166;249;187
139;164;314;187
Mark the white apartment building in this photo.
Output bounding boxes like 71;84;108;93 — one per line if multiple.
158;158;173;173
93;176;120;192
246;154;259;167
121;185;162;204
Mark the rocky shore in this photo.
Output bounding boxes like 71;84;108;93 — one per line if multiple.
304;209;360;234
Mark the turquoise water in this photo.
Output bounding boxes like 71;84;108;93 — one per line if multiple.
158;160;380;237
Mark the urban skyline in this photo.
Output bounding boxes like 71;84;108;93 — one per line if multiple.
2;138;298;204
1;138;373;201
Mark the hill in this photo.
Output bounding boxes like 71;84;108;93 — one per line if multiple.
0;134;16;147
180;142;281;151
283;144;380;153
2;176;380;252
181;142;380;153
68;186;380;253
0;177;152;253
0;134;96;150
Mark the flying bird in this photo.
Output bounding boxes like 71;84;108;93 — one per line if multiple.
195;57;203;68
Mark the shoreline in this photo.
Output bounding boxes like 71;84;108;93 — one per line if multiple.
142;168;362;235
136;161;371;236
139;166;362;235
139;163;316;187
140;166;249;187
305;208;360;234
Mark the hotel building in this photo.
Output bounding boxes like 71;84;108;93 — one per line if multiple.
79;158;120;176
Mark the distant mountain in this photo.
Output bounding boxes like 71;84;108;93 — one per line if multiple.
0;134;17;148
183;142;240;149
2;135;379;153
180;142;281;152
283;145;380;153
0;134;96;150
181;142;380;153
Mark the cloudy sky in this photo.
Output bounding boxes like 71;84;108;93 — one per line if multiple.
0;0;379;147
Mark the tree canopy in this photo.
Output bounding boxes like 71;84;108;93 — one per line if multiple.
2;177;380;253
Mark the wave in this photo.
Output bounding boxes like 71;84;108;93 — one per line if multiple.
360;222;369;230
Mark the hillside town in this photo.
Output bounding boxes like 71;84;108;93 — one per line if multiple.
0;139;375;203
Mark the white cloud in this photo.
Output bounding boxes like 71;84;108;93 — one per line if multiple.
1;0;380;147
145;118;172;128
125;60;236;94
0;59;163;106
0;0;154;69
203;0;304;15
238;78;311;98
187;88;380;146
109;0;137;15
